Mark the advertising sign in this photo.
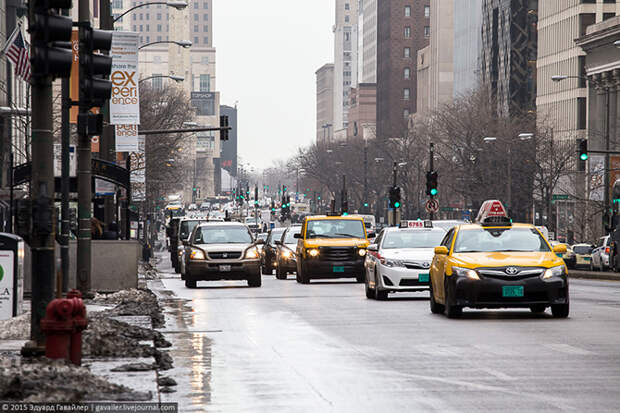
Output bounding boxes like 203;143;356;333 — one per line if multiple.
110;32;140;125
196;131;214;152
130;150;146;201
191;92;215;116
0;251;15;320
70;29;79;123
115;124;140;152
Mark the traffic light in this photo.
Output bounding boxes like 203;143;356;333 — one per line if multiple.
578;138;588;161
220;115;229;140
254;185;259;207
341;191;349;215
389;186;401;209
80;26;113;107
426;171;438;196
30;0;73;79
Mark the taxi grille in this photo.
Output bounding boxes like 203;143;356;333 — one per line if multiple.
477;267;544;281
319;247;356;261
208;252;242;260
404;261;431;270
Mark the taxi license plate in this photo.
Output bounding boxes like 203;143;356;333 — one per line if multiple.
333;266;345;273
502;286;524;298
219;265;231;272
418;273;429;283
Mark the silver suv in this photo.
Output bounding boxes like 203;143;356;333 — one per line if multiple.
181;222;264;288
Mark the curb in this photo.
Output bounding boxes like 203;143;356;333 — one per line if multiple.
569;270;620;281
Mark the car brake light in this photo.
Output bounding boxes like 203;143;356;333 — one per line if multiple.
606;247;610;254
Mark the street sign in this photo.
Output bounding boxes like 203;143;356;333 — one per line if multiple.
425;198;439;213
552;194;569;201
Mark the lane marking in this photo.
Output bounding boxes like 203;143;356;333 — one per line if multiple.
545;343;594;355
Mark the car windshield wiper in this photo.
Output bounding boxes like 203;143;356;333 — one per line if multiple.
334;233;361;238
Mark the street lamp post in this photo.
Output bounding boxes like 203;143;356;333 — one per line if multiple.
139;40;192;50
139;74;184;84
113;1;188;23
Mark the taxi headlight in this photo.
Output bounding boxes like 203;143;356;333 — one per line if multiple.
307;248;320;257
281;248;293;259
190;248;205;260
453;266;480;280
358;248;367;257
245;247;259;259
542;265;565;280
384;259;405;268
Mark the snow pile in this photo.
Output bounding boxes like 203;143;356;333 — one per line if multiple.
0;358;152;402
0;313;30;340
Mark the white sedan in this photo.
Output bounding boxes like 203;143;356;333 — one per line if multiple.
364;225;446;300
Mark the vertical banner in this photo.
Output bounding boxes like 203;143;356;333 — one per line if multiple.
110;32;140;125
70;29;79;123
115;124;140;152
130;137;146;201
0;251;15;320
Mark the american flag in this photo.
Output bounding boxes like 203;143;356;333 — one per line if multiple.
2;27;31;83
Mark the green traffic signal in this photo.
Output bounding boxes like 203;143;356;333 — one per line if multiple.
364;203;369;207
430;188;438;196
580;153;588;161
394;202;400;208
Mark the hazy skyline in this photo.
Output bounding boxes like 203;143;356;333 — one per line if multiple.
215;0;335;170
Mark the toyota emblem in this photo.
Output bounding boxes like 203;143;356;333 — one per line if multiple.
422;262;430;269
505;267;519;275
223;253;228;258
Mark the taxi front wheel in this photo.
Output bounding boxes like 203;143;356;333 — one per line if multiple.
445;279;462;318
551;303;569;318
429;282;445;314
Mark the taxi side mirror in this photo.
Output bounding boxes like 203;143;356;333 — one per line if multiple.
368;244;378;252
293;233;301;239
553;244;567;254
434;246;449;255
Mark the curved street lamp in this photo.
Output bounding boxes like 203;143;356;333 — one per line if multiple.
139;40;192;50
139;74;184;84
114;1;188;23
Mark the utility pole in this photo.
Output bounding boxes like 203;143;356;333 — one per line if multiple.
60;46;70;293
77;0;92;294
100;0;115;226
363;144;368;213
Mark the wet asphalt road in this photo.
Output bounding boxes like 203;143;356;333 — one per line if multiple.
152;253;620;412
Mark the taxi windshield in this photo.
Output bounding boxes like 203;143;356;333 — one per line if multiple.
306;219;365;239
383;230;445;249
453;227;550;253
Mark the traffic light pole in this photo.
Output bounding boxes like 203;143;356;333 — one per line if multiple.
429;143;435;221
100;0;115;227
27;3;56;349
77;0;92;295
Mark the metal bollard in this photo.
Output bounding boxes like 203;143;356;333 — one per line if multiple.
40;299;74;361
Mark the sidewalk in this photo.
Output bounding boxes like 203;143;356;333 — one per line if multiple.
569;269;620;281
0;259;177;405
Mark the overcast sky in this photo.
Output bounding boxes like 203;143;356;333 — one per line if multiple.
214;0;335;170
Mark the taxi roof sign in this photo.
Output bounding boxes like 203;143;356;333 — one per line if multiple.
475;200;512;226
399;220;433;229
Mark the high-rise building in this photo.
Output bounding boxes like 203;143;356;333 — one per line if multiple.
377;0;430;139
537;1;619;141
346;83;377;140
219;105;238;178
316;64;335;144
453;0;483;97
481;0;538;117
333;0;359;139
417;0;454;115
112;0;220;198
359;0;378;84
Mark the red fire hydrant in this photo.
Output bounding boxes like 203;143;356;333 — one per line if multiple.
67;289;88;366
40;298;74;361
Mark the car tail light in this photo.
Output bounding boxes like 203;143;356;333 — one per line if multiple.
606;247;610;254
376;252;385;264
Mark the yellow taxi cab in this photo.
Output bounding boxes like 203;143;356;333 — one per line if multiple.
294;214;371;284
429;200;569;318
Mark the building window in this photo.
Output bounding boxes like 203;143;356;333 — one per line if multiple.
204;36;208;44
139;13;143;20
152;73;162;89
204;2;208;8
201;56;209;64
157;35;162;41
404;47;410;58
345;3;350;10
577;97;587;130
404;67;410;79
604;13;615;21
403;89;410;100
145;36;150;43
194;14;198;21
404;109;410;119
194;25;199;32
204;25;209;31
204;14;209;20
425;5;430;18
424;26;430;37
194;1;198;8
405;6;411;17
345;15;350;23
113;0;123;8
157;13;161;20
132;14;136;21
194;36;199;44
200;74;210;91
404;27;411;38
157;24;162;32
146;24;149;31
